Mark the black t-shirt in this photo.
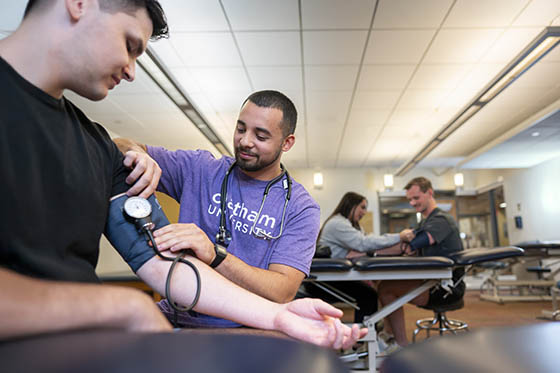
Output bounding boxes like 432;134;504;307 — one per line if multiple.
0;56;129;283
419;207;463;257
419;207;464;281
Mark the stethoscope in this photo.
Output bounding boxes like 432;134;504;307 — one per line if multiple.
215;161;292;247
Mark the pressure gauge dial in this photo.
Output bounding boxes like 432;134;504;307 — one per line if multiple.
123;196;153;220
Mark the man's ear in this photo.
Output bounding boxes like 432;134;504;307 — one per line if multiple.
65;0;87;22
281;134;295;152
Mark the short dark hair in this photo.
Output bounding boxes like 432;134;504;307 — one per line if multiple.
404;177;433;193
24;0;168;40
243;90;297;137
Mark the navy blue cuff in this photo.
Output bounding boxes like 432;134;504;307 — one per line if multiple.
104;194;170;272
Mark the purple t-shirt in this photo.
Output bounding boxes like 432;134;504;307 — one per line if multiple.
147;147;320;327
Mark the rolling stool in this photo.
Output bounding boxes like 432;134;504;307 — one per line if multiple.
412;298;468;342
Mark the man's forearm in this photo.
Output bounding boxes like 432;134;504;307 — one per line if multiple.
137;251;368;350
215;255;302;303
114;137;148;154
0;268;171;340
137;255;284;330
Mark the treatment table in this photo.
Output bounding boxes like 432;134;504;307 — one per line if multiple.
308;246;524;372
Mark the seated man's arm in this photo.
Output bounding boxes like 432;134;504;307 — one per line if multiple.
0;268;171;340
152;223;303;303
136;255;366;349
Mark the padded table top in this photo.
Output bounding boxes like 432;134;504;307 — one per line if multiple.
0;329;347;373
381;323;560;373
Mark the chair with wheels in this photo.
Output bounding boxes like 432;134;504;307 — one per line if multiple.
412;298;468;342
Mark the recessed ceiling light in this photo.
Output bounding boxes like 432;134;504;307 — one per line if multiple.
531;131;540;137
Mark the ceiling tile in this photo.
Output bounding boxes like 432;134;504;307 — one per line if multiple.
236;31;301;66
365;30;436;64
171;32;242;67
170;67;203;94
397;89;447;109
150;39;185;68
159;0;229;31
304;31;368;64
386;109;435;127
195;90;251;112
248;67;302;91
512;0;560;27
353;91;402;110
306;91;353;124
479;28;542;64
347;109;391;128
423;29;504;64
408;64;470;89
301;0;375;29
221;0;299;30
307;128;341;167
374;0;453;29
438;63;503;106
90;112;145;135
111;68;161;96
110;93;177;114
337;128;380;166
444;0;528;28
305;66;359;90
188;67;251;92
358;65;416;90
187;92;218;116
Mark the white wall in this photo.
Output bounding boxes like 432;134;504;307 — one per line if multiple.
290;167;470;234
96;158;559;274
501;155;560;244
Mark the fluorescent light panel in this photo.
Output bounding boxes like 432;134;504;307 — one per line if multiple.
478;36;560;103
395;26;560;177
436;105;482;141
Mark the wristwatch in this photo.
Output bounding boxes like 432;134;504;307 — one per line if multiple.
210;243;228;268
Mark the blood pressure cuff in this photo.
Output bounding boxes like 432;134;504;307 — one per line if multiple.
104;194;170;272
409;230;430;252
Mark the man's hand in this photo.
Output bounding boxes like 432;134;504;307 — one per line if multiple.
122;150;162;198
399;228;415;242
153;223;216;265
273;298;368;350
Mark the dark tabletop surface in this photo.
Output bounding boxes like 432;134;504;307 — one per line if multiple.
381;322;560;373
0;329;348;373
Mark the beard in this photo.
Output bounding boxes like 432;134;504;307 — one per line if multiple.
235;146;282;172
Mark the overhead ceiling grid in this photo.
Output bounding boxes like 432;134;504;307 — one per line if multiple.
1;0;559;171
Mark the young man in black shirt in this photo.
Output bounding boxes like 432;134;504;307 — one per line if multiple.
377;177;465;347
0;0;365;348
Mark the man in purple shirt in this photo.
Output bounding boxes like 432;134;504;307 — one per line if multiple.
116;90;321;328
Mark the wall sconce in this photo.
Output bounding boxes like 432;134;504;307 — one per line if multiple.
313;172;323;190
383;174;394;191
454;173;464;189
